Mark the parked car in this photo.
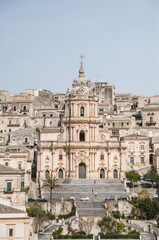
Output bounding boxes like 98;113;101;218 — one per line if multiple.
67;196;75;201
118;195;127;200
80;197;90;201
28;198;36;202
152;194;158;199
37;198;48;202
105;196;116;201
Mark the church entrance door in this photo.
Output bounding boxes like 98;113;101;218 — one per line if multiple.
79;163;86;178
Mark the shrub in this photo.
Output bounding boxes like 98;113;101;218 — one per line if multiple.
47;212;55;220
58;205;76;219
112;210;121;219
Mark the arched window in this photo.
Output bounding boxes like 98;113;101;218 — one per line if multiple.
79;130;85;142
23;106;27;111
24;137;28;143
45;170;50;179
100;154;104;160
58;120;61;127
18;163;22;170
100;169;105;178
59;154;63;160
80;106;84;117
113;169;118;179
13;106;17;111
58;169;63;179
150;116;153;123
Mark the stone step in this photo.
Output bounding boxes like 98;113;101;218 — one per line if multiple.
77;209;106;217
76;201;105;208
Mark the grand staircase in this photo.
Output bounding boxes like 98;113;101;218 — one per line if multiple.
76;201;106;217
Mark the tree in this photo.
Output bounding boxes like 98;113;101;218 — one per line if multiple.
130;197;159;220
125;170;140;193
144;168;159;188
98;216;117;233
45;173;60;201
117;221;126;233
27;206;48;233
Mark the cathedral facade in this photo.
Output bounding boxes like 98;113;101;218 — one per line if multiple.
37;63;127;182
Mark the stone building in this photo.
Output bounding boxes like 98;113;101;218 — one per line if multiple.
37;63;129;183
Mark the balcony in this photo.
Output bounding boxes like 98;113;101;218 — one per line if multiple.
7;124;20;127
4;188;14;193
146;121;156;126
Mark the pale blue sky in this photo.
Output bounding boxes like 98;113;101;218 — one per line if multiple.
0;0;159;96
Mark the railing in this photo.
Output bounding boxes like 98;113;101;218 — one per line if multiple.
4;188;14;193
7;124;20;127
146;121;156;126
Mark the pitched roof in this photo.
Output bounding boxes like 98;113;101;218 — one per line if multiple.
0;164;24;175
0;204;25;214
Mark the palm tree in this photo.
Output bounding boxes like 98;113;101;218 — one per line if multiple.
45;172;60;201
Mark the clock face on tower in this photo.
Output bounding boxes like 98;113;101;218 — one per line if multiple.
79;87;84;93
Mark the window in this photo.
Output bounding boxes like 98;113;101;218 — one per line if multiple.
12;138;16;142
21;181;24;189
59;154;63;160
80;106;84;116
3;106;7;112
50;121;52;125
141;157;145;164
50;114;53;117
130;157;134;165
18;163;22;169
58;120;61;127
140;144;145;152
121;122;124;127
9;228;13;237
13;106;16;111
6;182;12;192
23;105;27;111
100;154;104;160
113;122;115;127
79;131;85;142
150;116;153;123
43;114;46;117
9;119;12;125
24;137;28;143
5;162;9;166
45;170;49;179
16;119;19;125
127;122;129;125
112;130;119;136
129;143;134;152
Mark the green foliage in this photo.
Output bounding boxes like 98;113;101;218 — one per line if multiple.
130;197;159;220
144;168;159;185
58;205;76;219
117;221;126;232
98;216;117;233
132;113;142;120
100;230;140;239
112;210;121;219
45;173;60;201
125;170;140;183
27;206;46;218
53;229;93;239
46;212;55;220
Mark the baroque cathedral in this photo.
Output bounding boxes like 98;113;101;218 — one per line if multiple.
38;62;127;181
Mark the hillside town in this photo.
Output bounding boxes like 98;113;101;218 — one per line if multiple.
0;63;159;239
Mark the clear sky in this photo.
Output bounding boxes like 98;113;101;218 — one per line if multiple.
0;0;159;96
